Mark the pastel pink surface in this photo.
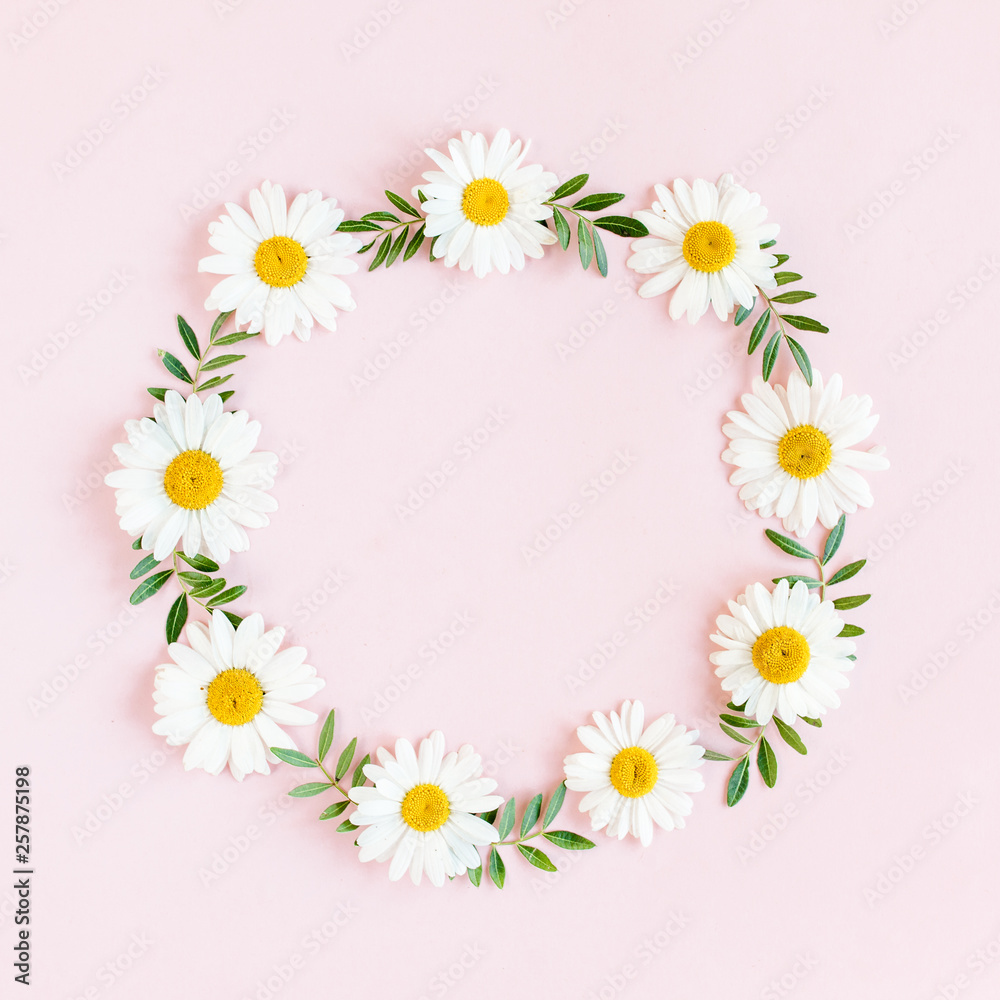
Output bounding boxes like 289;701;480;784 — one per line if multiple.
3;1;998;997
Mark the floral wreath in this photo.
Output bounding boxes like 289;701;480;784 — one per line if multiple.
105;128;888;888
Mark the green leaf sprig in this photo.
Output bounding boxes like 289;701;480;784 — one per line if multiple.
733;244;828;385
337;190;429;271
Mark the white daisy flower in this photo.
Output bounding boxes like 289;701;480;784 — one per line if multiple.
152;610;324;781
563;700;704;847
722;371;889;537
198;180;360;346
416;128;558;278
628;174;779;323
710;579;856;725
348;732;503;887
105;389;277;564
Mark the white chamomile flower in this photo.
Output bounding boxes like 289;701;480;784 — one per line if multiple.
348;732;503;887
105;389;277;564
152;611;324;781
198;180;360;345
564;700;704;847
628;174;779;323
416;128;558;278
722;371;889;537
710;579;856;725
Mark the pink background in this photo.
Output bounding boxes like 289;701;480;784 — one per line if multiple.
4;1;998;997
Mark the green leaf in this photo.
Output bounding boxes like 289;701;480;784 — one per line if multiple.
552;207;571;250
577;218;594;271
727;701;748;712
543;782;566;829
335;737;357;781
847;654;857;661
552;174;589;200
213;330;259;347
780;314;829;334
468;865;483;887
773;271;802;286
199;353;245;372
271;747;318;768
207;585;247;607
338;220;384;232
801;716;823;728
189;578;226;599
131;537;144;550
165;593;188;644
337;819;359;833
130;554;161;580
480;808;499;826
520;793;543;838
772;575;822;588
517;844;557;872
129;569;173;605
760;240;777;250
592;227;608;278
727;757;750;807
147;387;168;402
828;559;866;586
427;236;438;262
764;529;814;559
592;215;648;238
403;224;426;261
784;335;813;386
756;737;778;788
210;310;234;340
417;189;427;203
359;239;377;253
702;749;733;762
352;754;370;787
179;553;219;572
771;290;817;305
761;329;782;381
160;351;193;384
221;611;242;629
734;301;755;326
369;233;393;270
720;713;761;729
361;210;401;223
838;624;865;637
289;781;333;798
720;722;752;745
384;190;423;218
488;847;505;889
177;571;211;586
177;315;200;359
771;253;789;265
317;710;336;764
541;830;595;851
572;192;625;212
833;594;871;610
747;310;770;355
497;798;516;841
219;390;235;403
196;374;233;392
773;717;807;755
385;226;408;267
319;800;350;820
822;514;847;565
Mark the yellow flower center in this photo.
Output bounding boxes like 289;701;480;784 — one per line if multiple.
400;783;450;832
681;220;737;273
461;178;509;227
163;450;224;510
777;425;833;479
205;668;264;726
609;746;659;798
752;626;811;684
253;235;308;287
